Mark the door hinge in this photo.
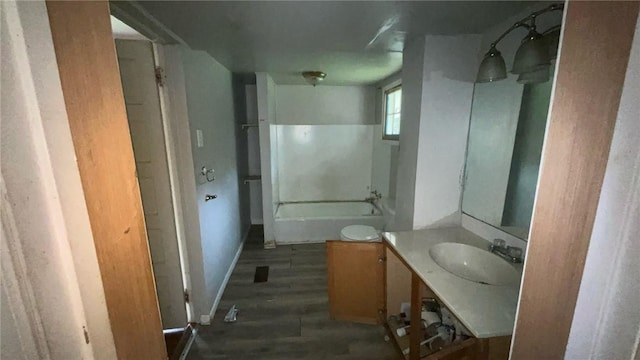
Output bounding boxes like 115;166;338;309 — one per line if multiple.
183;289;190;303
155;66;166;87
83;326;90;344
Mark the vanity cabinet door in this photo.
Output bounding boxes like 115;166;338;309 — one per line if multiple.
326;241;385;324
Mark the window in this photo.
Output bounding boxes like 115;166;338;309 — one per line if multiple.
383;85;401;140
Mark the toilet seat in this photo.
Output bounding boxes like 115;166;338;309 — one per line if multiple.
340;225;380;242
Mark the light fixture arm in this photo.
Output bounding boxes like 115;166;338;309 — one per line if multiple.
542;24;562;36
490;22;531;49
489;3;564;49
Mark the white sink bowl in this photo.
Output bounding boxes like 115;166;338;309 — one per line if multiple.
429;243;520;286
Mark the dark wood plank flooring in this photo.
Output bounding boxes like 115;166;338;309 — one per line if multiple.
186;226;400;360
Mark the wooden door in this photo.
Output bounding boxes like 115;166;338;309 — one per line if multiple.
115;39;186;329
46;1;166;358
326;241;385;324
510;2;639;358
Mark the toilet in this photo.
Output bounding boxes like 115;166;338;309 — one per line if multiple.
339;225;380;242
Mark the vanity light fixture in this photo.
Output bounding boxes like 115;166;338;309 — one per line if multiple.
511;23;548;75
542;26;561;60
302;71;326;86
477;45;507;82
476;3;564;84
516;67;550;84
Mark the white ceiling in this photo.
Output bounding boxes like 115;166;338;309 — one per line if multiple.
136;1;533;85
111;16;148;41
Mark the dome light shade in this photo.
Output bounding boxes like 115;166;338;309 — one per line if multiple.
512;30;550;74
476;47;507;83
542;27;561;60
517;66;550;84
302;71;326;86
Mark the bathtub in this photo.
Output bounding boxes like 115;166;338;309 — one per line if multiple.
274;201;385;244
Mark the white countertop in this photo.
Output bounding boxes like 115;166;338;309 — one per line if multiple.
383;227;523;338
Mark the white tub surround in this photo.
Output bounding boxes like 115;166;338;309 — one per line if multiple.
276;125;374;202
383;227;523;338
274;201;384;244
277;201;380;218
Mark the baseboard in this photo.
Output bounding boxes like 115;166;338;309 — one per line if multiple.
205;227;249;322
275;239;327;245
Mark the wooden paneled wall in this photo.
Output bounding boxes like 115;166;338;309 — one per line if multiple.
46;1;166;358
510;2;639;359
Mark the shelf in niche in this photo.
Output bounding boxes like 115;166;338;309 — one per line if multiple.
243;175;261;184
241;123;259;130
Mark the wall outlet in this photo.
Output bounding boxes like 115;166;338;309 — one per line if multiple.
196;129;204;148
199;314;210;325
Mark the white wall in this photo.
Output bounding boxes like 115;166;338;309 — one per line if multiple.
180;47;245;320
272;85;377;203
276;85;376;125
276;125;374;202
412;35;480;229
257;73;278;247
1;1;116;358
394;35;426;230
394;34;481;231
566;14;640;360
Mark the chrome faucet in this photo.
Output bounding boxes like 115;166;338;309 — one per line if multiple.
489;239;524;263
365;190;382;203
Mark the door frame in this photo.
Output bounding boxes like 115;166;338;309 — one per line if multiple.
152;43;195;324
111;2;200;324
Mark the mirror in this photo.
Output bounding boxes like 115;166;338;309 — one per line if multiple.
462;65;555;240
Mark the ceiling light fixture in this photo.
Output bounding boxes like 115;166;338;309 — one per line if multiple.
302;71;326;87
476;3;563;84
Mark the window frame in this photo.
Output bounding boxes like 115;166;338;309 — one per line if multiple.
382;82;402;141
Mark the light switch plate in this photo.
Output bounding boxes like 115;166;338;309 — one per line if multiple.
196;129;204;148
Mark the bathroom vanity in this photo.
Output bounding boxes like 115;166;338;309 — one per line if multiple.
326;227;522;359
383;227;522;360
325;9;557;356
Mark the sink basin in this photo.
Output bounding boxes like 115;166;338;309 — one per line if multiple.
429;243;520;286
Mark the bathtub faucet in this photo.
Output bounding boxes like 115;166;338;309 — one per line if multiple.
366;190;382;203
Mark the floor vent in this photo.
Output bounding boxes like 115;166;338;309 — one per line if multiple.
253;266;269;283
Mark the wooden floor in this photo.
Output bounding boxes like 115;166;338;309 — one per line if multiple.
186;226;400;360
